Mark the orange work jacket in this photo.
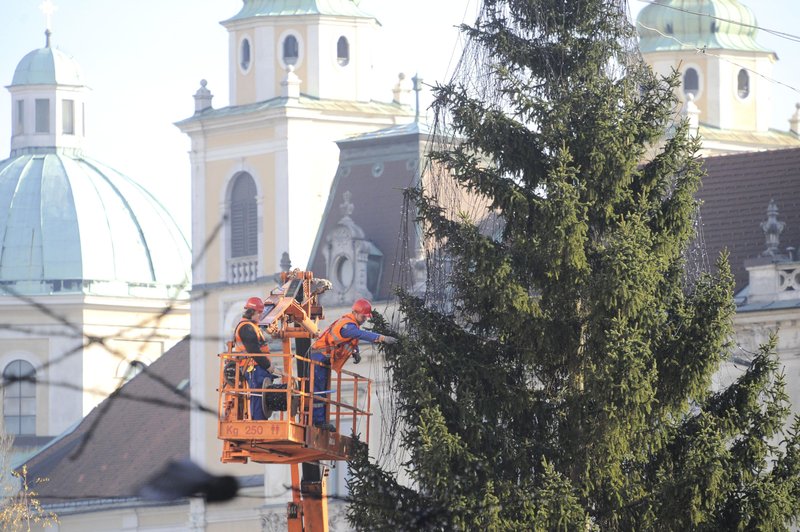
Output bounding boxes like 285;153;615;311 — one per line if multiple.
311;313;359;373
233;319;270;370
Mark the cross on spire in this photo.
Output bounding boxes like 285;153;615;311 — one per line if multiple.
40;0;57;32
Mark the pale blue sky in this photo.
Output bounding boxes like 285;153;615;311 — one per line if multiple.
1;1;798;238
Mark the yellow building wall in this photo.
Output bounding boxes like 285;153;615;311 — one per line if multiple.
642;49;771;134
80;304;188;416
202;147;279;284
727;56;758;131
234;23;310;104
0;295;188;435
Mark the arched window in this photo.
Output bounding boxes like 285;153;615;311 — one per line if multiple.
683;68;699;97
3;360;36;435
240;38;251;71
337;36;350;66
283;35;299;66
230;173;258;258
738;69;750;98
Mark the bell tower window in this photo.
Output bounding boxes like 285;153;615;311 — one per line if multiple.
683;68;699;98
240;37;251;72
283;35;299;66
737;69;750;98
337;36;350;66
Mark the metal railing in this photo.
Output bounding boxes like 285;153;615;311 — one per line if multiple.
217;350;372;454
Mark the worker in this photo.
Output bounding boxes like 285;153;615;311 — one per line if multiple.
233;296;276;421
307;298;397;431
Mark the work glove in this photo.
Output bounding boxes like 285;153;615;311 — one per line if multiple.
382;335;398;345
353;351;362;364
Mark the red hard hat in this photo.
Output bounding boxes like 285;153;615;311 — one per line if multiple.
244;297;265;313
352;298;373;316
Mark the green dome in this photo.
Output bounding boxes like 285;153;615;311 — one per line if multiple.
0;149;190;297
10;45;84;87
225;0;375;22
637;0;771;54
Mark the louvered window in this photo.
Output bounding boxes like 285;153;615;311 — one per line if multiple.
230;173;258;258
3;360;36;435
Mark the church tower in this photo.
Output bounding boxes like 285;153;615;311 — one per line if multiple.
8;29;89;157
637;0;800;154
177;0;413;472
224;0;377;104
1;28;191;452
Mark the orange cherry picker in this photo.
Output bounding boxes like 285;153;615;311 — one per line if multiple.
217;270;372;531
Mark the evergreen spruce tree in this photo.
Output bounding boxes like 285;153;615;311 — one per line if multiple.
347;0;800;529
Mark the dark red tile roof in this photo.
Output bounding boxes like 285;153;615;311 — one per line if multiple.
697;148;800;292
21;338;190;504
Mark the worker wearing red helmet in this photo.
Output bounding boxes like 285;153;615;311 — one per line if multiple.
307;298;397;431
233;296;274;421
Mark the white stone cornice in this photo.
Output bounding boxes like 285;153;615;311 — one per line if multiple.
203;139;289;162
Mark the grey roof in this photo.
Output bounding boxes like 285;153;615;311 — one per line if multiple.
177;95;411;127
223;0;375;22
9;46;84;87
0;148;190;297
736;299;800;313
21;339;191;505
698;125;800;150
337;121;431;144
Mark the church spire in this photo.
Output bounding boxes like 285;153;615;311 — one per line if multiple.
40;0;57;46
